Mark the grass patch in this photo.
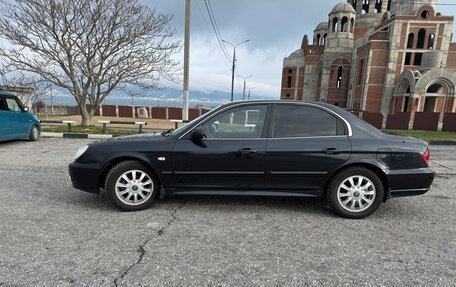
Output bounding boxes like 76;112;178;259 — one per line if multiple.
384;130;456;141
37;114;71;120
41;125;139;136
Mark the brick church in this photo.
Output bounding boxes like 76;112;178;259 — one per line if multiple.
281;0;456;116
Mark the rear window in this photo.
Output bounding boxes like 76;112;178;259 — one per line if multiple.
272;105;346;138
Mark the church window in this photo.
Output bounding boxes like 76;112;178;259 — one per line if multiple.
421;10;430;19
414;53;423;65
404;52;412;65
363;0;370;13
428;33;435;49
417;29;426;49
337;66;343;88
323;34;327;45
332;18;339;33
407;33;414;48
341;17;349;32
351;18;355;33
316;34;321;45
375;0;382;13
287;76;292;88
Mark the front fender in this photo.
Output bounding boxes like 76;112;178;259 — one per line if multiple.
98;151;173;188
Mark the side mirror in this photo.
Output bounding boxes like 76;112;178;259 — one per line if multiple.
23;106;30;112
191;127;206;141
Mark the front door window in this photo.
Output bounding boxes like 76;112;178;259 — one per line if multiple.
200;105;268;139
5;98;22;112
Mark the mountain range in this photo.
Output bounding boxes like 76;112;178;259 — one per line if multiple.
43;87;274;108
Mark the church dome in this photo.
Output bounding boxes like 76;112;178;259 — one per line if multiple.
331;2;356;14
315;22;328;31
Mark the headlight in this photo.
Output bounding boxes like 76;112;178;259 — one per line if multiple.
74;145;89;160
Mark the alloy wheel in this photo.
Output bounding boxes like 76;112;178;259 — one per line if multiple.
115;170;154;206
337;175;376;213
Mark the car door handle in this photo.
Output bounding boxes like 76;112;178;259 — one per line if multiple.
240;148;257;155
325;148;341;154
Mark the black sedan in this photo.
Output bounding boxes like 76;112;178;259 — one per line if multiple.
69;101;434;219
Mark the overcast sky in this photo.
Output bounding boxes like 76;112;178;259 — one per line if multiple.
152;0;456;99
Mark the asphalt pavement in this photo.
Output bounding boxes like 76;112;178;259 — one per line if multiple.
0;139;455;286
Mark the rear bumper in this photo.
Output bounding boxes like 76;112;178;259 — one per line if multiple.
387;167;435;198
69;162;101;194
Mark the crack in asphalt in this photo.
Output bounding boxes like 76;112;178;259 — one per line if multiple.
431;160;456;171
113;200;188;287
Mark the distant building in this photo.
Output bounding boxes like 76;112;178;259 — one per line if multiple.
0;85;34;108
281;0;456;115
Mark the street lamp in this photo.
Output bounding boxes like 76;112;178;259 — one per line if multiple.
238;74;253;101
222;39;250;102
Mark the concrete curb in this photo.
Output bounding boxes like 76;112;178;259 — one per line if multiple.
41;132;113;139
429;140;456;146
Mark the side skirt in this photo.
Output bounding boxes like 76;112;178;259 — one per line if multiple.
161;188;322;198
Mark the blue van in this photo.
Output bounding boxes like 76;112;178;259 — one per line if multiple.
0;92;41;142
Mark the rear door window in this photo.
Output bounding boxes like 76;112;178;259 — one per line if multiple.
272;105;346;138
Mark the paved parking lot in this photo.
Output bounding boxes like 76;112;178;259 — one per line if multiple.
0;138;455;286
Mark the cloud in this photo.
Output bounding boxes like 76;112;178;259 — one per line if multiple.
153;0;456;99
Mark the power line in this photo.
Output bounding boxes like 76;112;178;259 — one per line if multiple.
206;0;232;60
203;0;232;62
196;0;232;66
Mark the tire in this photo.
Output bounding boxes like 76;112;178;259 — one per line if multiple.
327;167;384;219
105;161;159;212
29;125;40;141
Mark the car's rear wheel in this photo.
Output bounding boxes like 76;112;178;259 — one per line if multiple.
105;161;159;211
328;167;384;219
29;125;40;141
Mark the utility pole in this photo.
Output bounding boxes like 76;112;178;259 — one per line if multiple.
49;85;54;114
248;87;256;100
223;39;250;102
183;0;191;121
238;75;252;100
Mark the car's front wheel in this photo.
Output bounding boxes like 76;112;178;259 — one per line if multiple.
328;167;384;219
29;125;40;141
105;161;159;211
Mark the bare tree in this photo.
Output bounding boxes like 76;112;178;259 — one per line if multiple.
0;0;181;125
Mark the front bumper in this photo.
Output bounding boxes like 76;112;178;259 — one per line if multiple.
69;162;101;194
387;167;435;198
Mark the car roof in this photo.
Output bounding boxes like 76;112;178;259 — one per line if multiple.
0;91;17;98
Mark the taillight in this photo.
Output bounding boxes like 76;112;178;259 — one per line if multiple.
423;149;430;166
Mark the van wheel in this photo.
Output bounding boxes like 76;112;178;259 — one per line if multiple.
105;161;159;211
327;167;384;219
29;125;40;141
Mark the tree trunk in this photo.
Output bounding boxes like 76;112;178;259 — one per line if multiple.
80;104;92;126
